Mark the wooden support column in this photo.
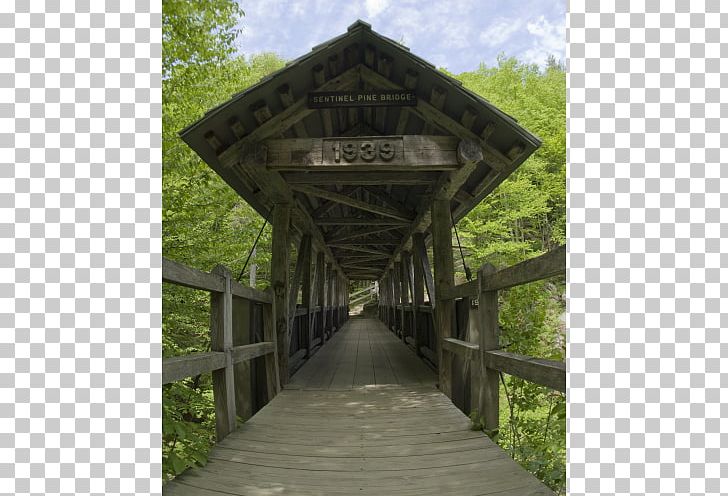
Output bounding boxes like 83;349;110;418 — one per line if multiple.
232;294;252;421
315;251;326;344
288;234;311;340
390;267;400;335
271;204;291;386
478;264;499;435
300;237;313;357
398;259;408;342
325;261;334;338
262;300;280;401
331;270;339;332
432;198;455;398
210;265;236;440
412;232;435;306
410;246;425;356
403;251;417;349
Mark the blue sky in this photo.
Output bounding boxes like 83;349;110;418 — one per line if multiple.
234;0;566;73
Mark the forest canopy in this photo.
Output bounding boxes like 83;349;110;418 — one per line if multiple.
162;1;565;492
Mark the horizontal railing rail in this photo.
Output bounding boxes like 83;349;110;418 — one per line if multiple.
162;257;279;441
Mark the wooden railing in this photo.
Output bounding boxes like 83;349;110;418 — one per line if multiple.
162;257;279;442
163;256;350;441
439;245;565;433
378;245;565;433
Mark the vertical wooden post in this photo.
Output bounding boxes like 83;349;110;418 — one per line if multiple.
315;251;325;344
262;301;280;401
412;232;435;307
325;261;334;339
388;268;398;333
271;204;291;387
301;242;313;358
232;295;252;420
210;265;236;439
403;251;418;351
398;259;408;342
432;198;455;398
331;270;339;332
478;263;499;433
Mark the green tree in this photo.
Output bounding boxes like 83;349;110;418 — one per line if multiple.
162;0;287;480
457;55;566;494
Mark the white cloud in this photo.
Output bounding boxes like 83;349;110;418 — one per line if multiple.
520;14;565;65
479;18;523;47
365;0;390;18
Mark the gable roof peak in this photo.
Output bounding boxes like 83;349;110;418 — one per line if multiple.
348;19;372;32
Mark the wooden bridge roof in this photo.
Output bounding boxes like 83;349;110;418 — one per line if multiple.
179;20;541;281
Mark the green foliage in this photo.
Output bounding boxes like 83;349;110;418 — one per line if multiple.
162;0;287;482
457;55;566;494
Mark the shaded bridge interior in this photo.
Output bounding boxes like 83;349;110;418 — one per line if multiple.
164;318;551;495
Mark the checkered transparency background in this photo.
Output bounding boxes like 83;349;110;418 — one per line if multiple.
0;0;724;494
568;1;727;495
1;1;162;495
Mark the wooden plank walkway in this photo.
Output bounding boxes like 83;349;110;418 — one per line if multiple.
164;318;553;495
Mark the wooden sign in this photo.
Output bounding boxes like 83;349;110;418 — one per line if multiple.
308;90;417;108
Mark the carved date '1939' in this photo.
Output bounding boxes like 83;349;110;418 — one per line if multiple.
331;141;396;163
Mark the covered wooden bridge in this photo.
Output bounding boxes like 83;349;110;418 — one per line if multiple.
163;21;565;495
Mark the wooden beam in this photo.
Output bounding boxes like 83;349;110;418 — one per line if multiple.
311;186;358;219
291;185;414;222
262;301;280;400
315;251;326;345
301;240;314;357
361;186;415;219
210;265;236;440
277;83;308;138
442;337;479;362
312;64;335;137
413;232;435;305
162;257;224;293
480;245;566;291
263;135;461;172
330;244;392;256
315;217;409;226
325;225;402;244
395;69;418;134
483;350;566;393
358;64;511;172
432;198;454;398
422;85;447;135
218;64;360;167
288;234;311;339
282;171;440;186
162;352;226;385
230;341;276;364
477;264;498;434
403;251;417;348
271;204;291;387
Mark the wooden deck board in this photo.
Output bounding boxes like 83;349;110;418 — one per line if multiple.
164;318;553;495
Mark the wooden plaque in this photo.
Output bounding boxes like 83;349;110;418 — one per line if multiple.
308;90;417;108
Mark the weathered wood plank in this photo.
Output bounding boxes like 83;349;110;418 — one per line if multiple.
264;135;460;171
483;350;566;393
441;245;566;300
477;264;498;434
210;265;236;440
480;245;566;291
162;257;224;292
217;65;360;167
412;233;435;306
230;341;276;364
282;171;441;186
315;217;409;226
271;204;291;386
162;352;226;385
291;184;414;222
442;338;479;362
432;198;454;398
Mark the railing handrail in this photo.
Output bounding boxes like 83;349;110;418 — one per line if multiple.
163;256;272;304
